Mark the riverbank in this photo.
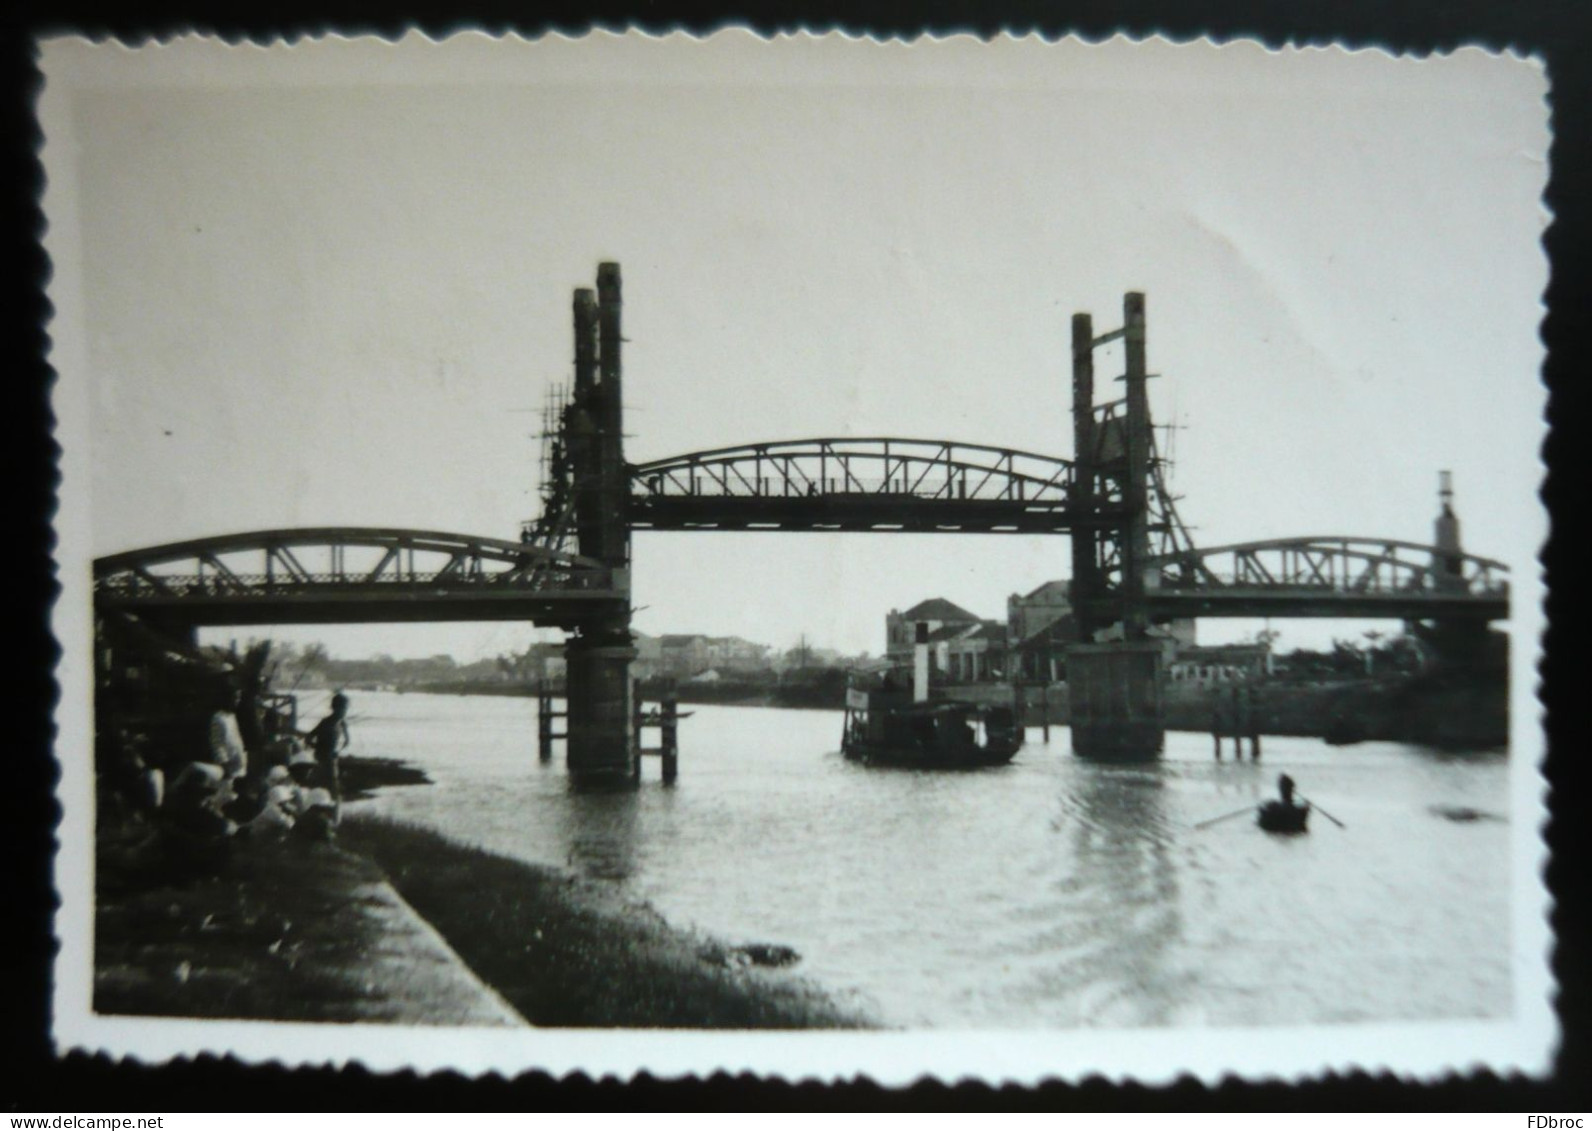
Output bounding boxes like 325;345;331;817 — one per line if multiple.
94;757;868;1029
341;816;871;1028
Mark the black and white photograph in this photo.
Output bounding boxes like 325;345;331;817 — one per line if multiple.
39;31;1552;1083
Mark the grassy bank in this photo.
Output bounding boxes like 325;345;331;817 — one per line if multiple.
339;815;873;1029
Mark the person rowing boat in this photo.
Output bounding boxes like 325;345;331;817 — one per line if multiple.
1258;772;1311;833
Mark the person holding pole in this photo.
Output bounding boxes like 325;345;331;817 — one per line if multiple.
305;691;351;810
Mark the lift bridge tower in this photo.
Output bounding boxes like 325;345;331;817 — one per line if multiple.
530;263;638;787
1066;292;1171;759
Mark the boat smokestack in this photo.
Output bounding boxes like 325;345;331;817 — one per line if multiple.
913;622;930;703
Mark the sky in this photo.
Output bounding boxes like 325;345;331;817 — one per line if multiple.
46;32;1550;661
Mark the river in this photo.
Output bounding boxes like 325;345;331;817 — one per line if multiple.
322;689;1512;1029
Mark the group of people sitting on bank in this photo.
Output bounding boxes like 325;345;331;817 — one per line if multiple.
103;688;352;873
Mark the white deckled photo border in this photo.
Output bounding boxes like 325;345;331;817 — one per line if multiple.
40;29;1555;1086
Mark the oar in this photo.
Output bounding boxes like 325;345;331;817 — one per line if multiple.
1299;796;1347;829
1194;805;1256;830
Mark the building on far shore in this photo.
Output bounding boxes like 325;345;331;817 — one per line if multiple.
884;598;1009;684
520;641;568;683
1166;642;1274;688
884;599;981;662
1007;580;1079;683
1006;578;1198;683
706;636;773;674
893;582;1265;688
632;633;663;680
517;631;781;684
941;621;1008;683
654;633;772;679
657;634;710;678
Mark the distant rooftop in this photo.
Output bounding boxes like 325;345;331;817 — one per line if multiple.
899;597;980;623
1013;613;1080;651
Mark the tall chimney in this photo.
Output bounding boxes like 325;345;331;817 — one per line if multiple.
1433;469;1464;590
913;622;930;703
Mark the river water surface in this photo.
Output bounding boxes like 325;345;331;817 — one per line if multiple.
327;689;1511;1029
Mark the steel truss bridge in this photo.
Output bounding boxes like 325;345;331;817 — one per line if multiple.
628;438;1106;533
93;460;1512;629
1143;536;1509;621
94;278;1510;633
94;528;623;628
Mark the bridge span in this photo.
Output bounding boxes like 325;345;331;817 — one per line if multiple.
93;525;1509;626
627;438;1115;533
1139;536;1510;621
94;527;625;628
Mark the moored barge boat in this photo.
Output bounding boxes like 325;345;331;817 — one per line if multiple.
841;623;1021;769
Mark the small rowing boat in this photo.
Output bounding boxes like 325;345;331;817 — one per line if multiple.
1257;800;1310;834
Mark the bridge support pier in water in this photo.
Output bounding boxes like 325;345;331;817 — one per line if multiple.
1066;642;1166;759
564;629;638;786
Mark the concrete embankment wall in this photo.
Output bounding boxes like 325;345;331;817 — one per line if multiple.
94;832;527;1026
955;674;1505;748
1161;676;1506;746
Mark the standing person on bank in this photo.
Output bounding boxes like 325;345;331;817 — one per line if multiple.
306;692;351;811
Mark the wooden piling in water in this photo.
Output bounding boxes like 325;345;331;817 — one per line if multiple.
631;678;645;786
631;680;683;784
661;692;679;785
536;680;565;763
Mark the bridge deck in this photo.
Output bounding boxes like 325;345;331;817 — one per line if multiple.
1142;589;1509;621
95;588;628;628
628;495;1128;533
